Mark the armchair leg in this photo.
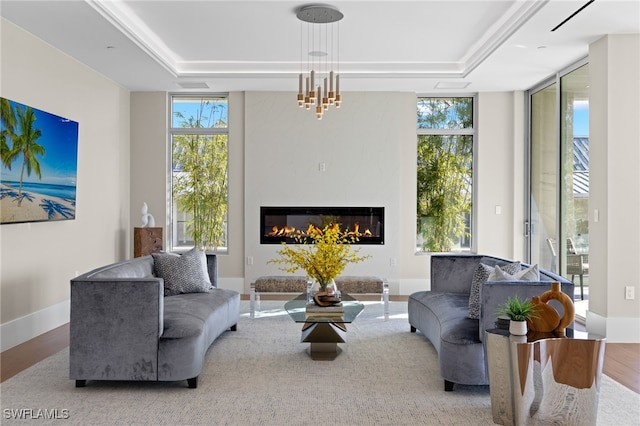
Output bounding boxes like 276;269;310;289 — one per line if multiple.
444;380;454;392
75;380;86;388
187;377;198;389
579;275;584;300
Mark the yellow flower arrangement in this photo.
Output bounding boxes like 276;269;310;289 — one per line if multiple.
268;223;371;289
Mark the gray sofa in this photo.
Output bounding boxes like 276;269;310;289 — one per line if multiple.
69;253;240;389
408;254;574;391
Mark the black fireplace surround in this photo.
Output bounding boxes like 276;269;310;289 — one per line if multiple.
260;206;384;245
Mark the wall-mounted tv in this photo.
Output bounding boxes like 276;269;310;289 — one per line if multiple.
1;97;79;224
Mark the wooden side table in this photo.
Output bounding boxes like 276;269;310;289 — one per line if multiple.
133;227;163;257
485;328;605;426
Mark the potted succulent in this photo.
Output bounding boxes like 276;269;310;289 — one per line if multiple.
496;295;539;336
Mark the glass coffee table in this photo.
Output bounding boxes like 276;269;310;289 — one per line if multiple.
284;293;364;360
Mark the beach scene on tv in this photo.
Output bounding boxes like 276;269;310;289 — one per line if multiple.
1;97;79;224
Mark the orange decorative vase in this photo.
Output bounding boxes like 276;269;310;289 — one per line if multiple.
539;281;575;335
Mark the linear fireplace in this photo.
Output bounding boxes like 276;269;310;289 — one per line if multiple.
260;206;384;245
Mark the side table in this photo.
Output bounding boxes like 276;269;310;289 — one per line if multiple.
133;227;163;257
485;328;605;426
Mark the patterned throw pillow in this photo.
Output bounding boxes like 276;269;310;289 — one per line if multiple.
152;247;212;296
467;261;521;319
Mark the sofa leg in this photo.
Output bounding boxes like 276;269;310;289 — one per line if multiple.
75;380;86;388
410;325;416;333
230;324;237;331
187;377;198;389
444;380;454;391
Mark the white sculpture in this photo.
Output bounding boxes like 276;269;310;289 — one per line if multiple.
141;202;156;227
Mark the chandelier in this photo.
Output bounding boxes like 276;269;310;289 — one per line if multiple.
296;4;343;120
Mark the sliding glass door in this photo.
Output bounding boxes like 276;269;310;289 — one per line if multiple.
560;64;590;300
527;61;589;301
529;82;558;273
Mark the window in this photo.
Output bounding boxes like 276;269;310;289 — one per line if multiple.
416;97;474;252
527;61;589;299
170;95;228;252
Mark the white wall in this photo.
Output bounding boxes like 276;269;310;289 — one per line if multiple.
243;92;414;293
242;91;523;295
0;19;131;350
476;92;524;259
587;34;640;342
130;92;167;241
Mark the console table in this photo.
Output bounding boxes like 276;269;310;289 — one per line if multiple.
485;328;605;426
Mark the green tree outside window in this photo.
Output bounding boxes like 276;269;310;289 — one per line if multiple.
171;97;228;251
417;97;474;252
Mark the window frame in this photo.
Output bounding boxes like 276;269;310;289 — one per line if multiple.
168;93;229;253
416;95;477;253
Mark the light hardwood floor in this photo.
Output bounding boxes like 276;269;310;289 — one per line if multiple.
2;315;638;394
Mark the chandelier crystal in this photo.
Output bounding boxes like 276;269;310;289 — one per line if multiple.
296;5;343;120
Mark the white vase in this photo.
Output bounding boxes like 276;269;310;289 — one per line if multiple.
509;320;527;336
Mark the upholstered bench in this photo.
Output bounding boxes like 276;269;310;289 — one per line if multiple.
335;276;384;294
250;275;388;317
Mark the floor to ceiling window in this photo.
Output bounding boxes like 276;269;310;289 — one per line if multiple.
527;61;589;303
169;95;229;253
416;96;475;253
560;63;590;301
529;82;558;272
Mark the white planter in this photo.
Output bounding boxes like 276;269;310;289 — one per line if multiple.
509;320;528;336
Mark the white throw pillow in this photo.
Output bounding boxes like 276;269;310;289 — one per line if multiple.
514;264;540;281
487;265;515;281
488;264;540;282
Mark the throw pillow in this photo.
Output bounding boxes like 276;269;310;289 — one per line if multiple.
488;264;540;282
152;247;212;296
468;261;521;319
514;264;540;281
487;264;514;281
468;263;493;319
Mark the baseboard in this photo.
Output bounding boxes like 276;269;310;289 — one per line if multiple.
586;310;640;343
1;299;70;352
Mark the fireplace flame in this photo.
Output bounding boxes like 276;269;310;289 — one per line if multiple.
267;222;373;239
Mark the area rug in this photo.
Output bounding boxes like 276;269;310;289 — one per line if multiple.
1;301;638;425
